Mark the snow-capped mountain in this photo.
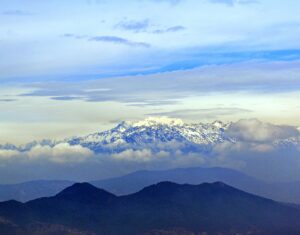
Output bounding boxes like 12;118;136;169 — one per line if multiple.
67;117;234;154
1;117;299;155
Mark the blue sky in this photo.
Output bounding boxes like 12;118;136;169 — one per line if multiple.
0;0;300;144
1;0;300;80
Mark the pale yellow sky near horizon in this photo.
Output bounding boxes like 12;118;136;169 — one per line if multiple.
1;88;300;145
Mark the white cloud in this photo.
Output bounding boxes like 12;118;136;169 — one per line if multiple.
250;143;274;153
0;149;19;160
28;143;93;163
1;117;300;182
112;149;151;162
227;119;299;143
112;149;170;162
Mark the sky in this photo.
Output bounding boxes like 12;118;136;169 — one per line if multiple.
0;0;300;182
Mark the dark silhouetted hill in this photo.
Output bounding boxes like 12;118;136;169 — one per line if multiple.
0;182;300;235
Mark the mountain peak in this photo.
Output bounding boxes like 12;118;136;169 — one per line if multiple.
132;116;184;127
2;180;300;235
55;182;116;202
115;121;133;132
136;181;234;197
212;120;225;128
56;182;100;195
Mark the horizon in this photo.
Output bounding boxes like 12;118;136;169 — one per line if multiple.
2;2;300;234
0;115;300;184
1;0;300;145
1;0;300;185
4;116;299;145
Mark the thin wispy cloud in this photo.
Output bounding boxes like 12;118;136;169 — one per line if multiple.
149;0;183;5
62;34;150;48
115;19;150;32
127;100;180;107
153;25;186;34
19;61;300;106
2;10;33;16
1;0;299;80
62;33;87;39
89;36;151;48
148;108;252;119
85;0;105;5
115;19;185;35
51;96;84;101
0;99;17;102
208;0;258;6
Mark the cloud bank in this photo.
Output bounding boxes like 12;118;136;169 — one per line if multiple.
20;60;300;106
27;143;93;164
227;119;299;143
0;119;299;183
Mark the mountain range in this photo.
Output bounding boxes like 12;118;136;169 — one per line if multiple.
1;117;299;154
92;167;300;204
1;167;300;204
1;181;300;235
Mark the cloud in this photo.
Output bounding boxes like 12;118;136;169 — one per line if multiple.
2;10;33;16
112;149;153;162
227;119;300;143
85;0;105;5
61;33;87;39
211;140;300;181
62;33;150;48
148;108;252;119
149;0;183;5
20;60;300;106
115;19;150;32
115;18;185;35
27;143;93;163
153;26;186;34
51;96;84;101
89;36;151;48
0;118;300;182
127;99;180;107
0;149;19;160
250;143;274;153
0;99;17;102
207;0;258;6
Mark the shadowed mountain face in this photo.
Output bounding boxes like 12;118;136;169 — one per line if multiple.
92;167;300;204
92;167;265;194
0;182;300;235
2;167;300;204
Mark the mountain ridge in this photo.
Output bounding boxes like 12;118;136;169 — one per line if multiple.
1;117;299;156
2;167;300;204
1;181;300;235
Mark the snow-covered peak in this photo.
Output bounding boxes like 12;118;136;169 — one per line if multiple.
2;117;299;156
132;117;184;127
114;121;133;132
212;120;225;129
